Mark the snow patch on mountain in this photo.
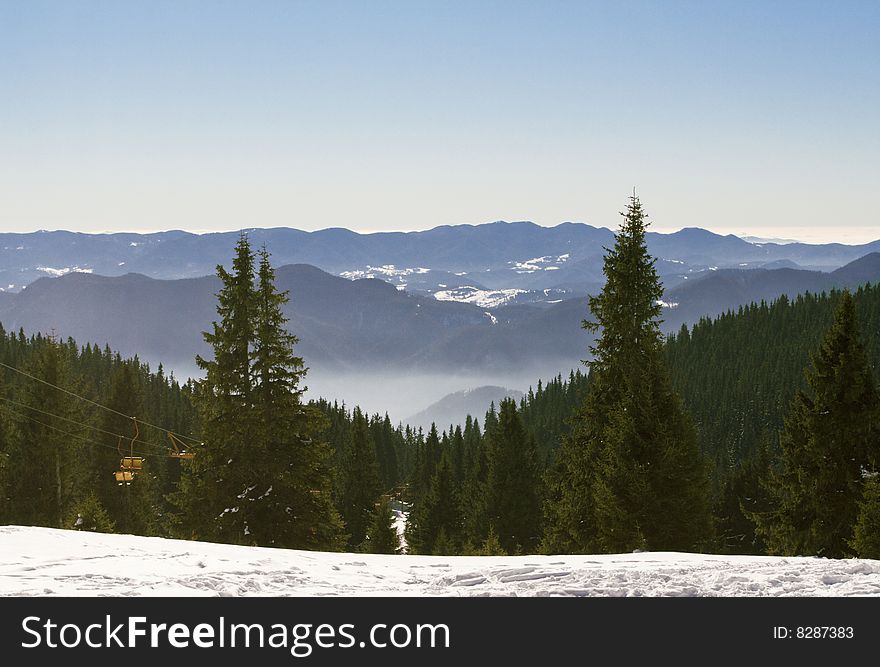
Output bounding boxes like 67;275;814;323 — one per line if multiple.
36;266;94;277
509;254;570;273
656;299;679;309
433;286;526;308
339;265;430;281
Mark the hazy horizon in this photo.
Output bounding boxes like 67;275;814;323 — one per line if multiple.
3;219;879;246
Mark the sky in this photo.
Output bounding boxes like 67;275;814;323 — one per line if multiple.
1;1;878;243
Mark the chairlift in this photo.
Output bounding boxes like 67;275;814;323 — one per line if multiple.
114;470;135;484
114;418;144;485
167;432;195;460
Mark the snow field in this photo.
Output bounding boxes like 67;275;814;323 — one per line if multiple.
2;527;880;597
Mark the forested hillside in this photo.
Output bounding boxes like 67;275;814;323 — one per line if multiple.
666;285;880;468
2;218;878;560
0;327;198;534
498;283;880;554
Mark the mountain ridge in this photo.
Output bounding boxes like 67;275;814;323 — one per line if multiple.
1;254;879;380
3;223;877;299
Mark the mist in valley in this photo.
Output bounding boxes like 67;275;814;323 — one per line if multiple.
166;360;581;428
307;364;580;425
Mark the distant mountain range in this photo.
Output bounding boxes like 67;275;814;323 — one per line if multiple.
0;265;582;374
404;386;525;431
660;252;880;329
3;223;878;309
1;253;878;379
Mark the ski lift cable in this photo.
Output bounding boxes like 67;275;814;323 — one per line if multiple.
0;359;201;444
0;403;156;458
0;395;168;452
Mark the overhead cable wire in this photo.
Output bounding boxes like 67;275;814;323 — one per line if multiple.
0;395;169;454
0;359;201;444
0;403;155;459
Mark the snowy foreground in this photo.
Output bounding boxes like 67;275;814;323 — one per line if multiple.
2;526;880;597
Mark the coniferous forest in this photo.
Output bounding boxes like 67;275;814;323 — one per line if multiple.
1;196;879;558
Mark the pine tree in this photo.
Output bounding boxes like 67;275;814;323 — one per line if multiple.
410;423;441;505
460;416;488;545
175;233;258;543
719;432;774;554
371;413;400;490
432;527;455;556
484;398;541;554
67;493;115;533
544;194;711;554
5;337;82;528
366;496;401;554
173;238;343;549
851;475;880;559
339;408;382;549
250;246;344;549
407;453;461;554
759;291;880;557
477;526;507;555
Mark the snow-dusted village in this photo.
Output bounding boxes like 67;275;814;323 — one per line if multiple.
1;2;879;661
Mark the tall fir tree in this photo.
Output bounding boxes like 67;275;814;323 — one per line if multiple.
460;416;488;546
173;238;343;549
851;475;880;559
67;492;116;533
406;453;461;554
366;495;401;554
5;337;83;528
758;291;880;557
544;194;711;554
250;247;343;549
175;233;258;543
338;407;382;549
484;398;542;554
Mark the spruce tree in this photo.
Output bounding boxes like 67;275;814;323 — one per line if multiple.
366;496;401;554
719;432;774;554
67;493;116;533
339;408;382;549
407;453;461;554
432;527;455;556
851;475;880;559
759;291;880;557
478;526;507;556
175;233;258;543
484;398;541;554
173;238;343;549
544;194;711;554
250;247;343;549
460;416;489;545
5;337;82;528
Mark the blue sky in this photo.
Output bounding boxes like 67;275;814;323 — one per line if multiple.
1;1;878;242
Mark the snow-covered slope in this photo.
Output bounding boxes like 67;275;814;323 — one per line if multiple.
2;526;879;597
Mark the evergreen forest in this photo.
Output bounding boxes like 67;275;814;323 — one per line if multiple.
2;196;878;559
